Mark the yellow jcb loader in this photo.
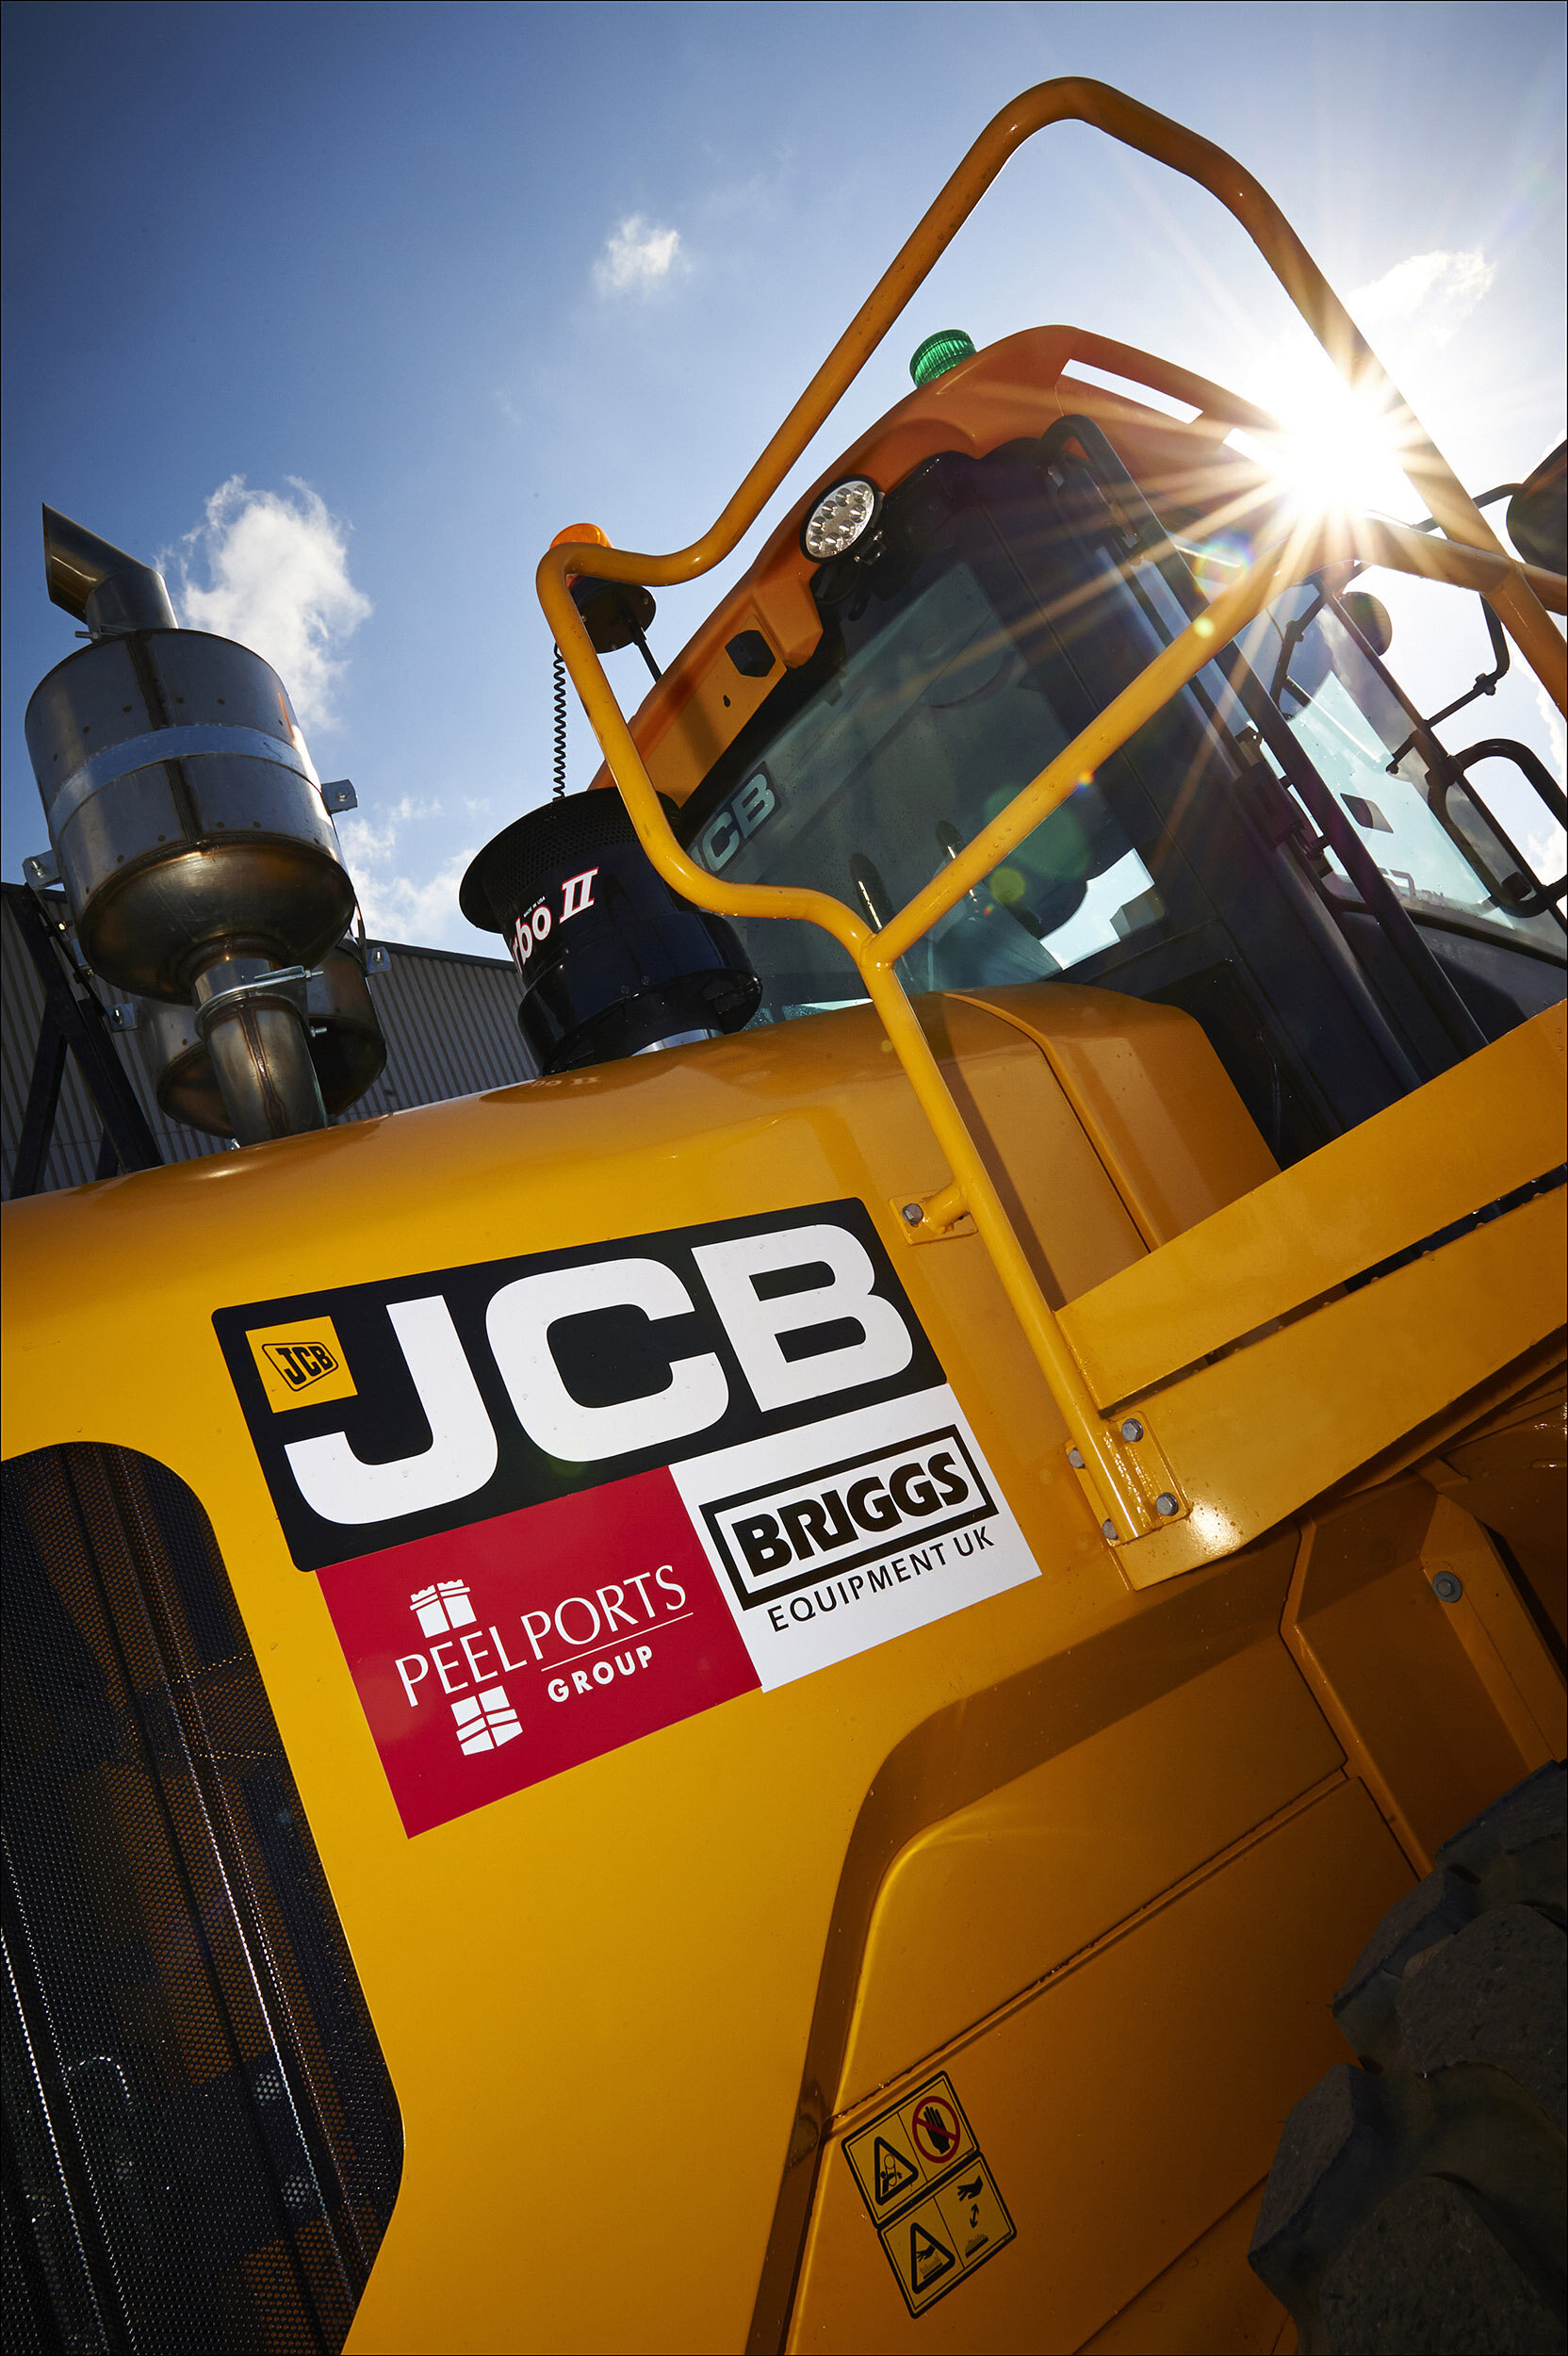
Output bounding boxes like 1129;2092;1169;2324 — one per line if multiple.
4;77;1564;2356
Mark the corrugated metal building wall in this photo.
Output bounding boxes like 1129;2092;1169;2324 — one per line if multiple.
1;883;532;1199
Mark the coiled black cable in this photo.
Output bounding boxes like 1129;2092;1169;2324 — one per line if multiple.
552;644;567;798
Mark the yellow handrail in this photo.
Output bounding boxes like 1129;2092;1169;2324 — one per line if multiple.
537;77;1568;1547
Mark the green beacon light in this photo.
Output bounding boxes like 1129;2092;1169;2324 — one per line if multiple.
909;329;976;386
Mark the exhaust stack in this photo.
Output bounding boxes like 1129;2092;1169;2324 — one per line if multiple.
42;504;179;637
24;505;364;1147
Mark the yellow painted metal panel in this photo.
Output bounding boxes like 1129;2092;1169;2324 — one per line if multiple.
787;1779;1411;2353
1283;1482;1562;1873
1059;1004;1565;1413
1080;2183;1287;2354
1428;1399;1568;1646
0;1006;1146;2356
743;1542;1315;2351
1417;1494;1566;1769
914;997;1145;1304
953;985;1279;1249
4;999;1553;2350
837;1631;1342;2107
1114;1186;1567;1590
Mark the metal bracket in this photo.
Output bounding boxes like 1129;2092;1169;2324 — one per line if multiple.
350;899;387;971
1066;1415;1188;1545
19;859;92;983
320;779;358;813
890;1183;974;1243
193;966;321;1039
4;882;161;1193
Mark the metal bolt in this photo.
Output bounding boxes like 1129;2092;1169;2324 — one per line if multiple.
1067;1447;1085;1468
1102;1519;1119;1543
901;1202;924;1226
1155;1493;1179;1517
1119;1417;1144;1442
1431;1570;1463;1603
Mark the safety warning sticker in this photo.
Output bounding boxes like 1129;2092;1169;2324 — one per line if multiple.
843;2072;1015;2315
215;1200;1039;1836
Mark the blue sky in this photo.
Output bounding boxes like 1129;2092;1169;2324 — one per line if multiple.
4;0;1563;945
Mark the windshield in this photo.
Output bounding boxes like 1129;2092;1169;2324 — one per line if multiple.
678;456;1174;1022
671;431;1560;1161
1250;595;1564;955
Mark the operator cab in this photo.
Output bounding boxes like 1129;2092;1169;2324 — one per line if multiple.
669;401;1564;1165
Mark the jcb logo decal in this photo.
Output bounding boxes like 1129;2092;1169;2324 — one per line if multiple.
216;1201;1042;1835
267;1342;337;1388
217;1203;941;1573
246;1318;357;1414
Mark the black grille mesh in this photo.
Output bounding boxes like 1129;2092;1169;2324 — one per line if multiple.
2;1445;401;2354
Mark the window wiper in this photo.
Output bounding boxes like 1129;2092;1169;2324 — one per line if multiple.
849;851;895;932
936;817;1049;938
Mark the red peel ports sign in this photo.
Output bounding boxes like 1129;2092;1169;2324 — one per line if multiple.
318;1467;757;1836
218;1201;1039;1835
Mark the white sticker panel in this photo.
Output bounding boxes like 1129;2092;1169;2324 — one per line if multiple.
671;1383;1037;1688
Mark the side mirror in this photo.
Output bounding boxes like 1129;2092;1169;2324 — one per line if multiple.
1506;442;1566;576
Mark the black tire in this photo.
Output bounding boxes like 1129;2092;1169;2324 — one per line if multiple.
1250;1762;1566;2354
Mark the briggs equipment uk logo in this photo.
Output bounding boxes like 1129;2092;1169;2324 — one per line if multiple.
700;1425;996;1609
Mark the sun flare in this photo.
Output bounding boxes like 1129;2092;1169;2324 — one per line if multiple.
1234;356;1422;526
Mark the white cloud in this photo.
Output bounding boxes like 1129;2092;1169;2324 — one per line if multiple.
167;477;371;733
336;804;479;949
1527;824;1567;884
593;214;682;296
1348;249;1496;347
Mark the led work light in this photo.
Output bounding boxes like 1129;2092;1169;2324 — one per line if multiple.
801;478;881;562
